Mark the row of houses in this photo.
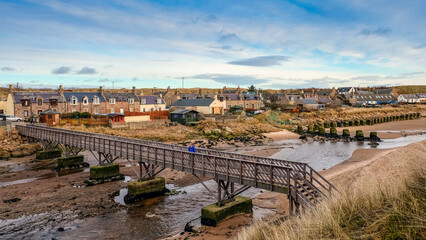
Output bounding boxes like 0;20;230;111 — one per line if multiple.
2;85;167;118
269;87;425;110
0;85;264;118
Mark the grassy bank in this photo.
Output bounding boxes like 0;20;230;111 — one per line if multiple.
235;141;426;240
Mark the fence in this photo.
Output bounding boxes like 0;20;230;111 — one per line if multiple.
124;111;169;120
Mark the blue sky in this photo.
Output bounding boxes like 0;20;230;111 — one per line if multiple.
0;0;425;89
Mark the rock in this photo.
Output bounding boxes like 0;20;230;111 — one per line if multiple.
57;227;65;232
0;151;11;159
11;150;25;158
3;197;21;203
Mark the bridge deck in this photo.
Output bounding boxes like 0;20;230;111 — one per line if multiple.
17;125;298;193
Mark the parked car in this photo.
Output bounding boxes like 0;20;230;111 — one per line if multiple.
5;115;23;122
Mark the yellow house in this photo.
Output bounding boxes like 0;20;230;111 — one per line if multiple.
2;93;15;115
171;98;225;115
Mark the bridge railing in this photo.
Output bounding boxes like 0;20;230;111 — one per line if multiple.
17;124;294;192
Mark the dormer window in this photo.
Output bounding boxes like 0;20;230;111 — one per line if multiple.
93;96;100;105
37;99;43;105
110;98;116;104
21;99;30;106
156;99;162;104
128;98;134;104
71;96;78;105
49;99;58;106
141;99;147;104
83;96;89;105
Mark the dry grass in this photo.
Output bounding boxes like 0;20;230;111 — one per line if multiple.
235;143;426;240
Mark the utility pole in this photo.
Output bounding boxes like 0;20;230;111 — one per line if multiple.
182;77;184;89
112;81;115;89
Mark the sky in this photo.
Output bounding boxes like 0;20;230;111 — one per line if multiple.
0;0;425;90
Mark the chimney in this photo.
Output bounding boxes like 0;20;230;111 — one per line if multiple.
132;86;136;95
8;84;13;93
167;86;171;92
58;85;64;94
214;94;218;100
99;86;104;95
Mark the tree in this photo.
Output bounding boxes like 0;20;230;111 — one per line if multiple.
248;85;256;92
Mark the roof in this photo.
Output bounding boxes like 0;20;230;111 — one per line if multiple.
223;93;260;101
170;109;199;114
140;95;165;105
102;113;124;117
40;109;60;114
179;93;199;99
13;92;65;104
399;94;419;99
417;93;426;98
172;98;215;107
317;90;332;96
296;99;319;105
373;88;393;94
317;97;332;104
103;92;138;102
63;92;106;102
338;87;353;93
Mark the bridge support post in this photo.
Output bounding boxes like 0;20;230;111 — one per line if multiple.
86;151;123;185
201;179;253;226
36;140;62;160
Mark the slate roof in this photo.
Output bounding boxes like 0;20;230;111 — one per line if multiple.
13;92;65;104
373;89;393;94
317;97;332;104
63;92;106;102
40;109;60;114
296;99;319;105
223;93;259;101
179;93;199;99
170;109;199;114
417;93;426;98
140;95;165;105
399;94;419;99
172;98;215;107
317;90;332;96
103;92;138;102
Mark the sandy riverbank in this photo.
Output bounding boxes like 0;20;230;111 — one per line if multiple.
172;140;426;240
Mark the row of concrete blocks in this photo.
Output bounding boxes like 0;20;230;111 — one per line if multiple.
36;152;252;226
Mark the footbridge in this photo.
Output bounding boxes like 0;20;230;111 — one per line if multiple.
16;124;337;214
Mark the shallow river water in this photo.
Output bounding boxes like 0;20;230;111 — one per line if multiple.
1;134;425;239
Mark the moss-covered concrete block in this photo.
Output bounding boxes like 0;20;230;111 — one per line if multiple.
343;129;350;137
90;164;120;180
36;149;62;160
318;126;325;136
201;196;253;226
128;177;166;196
307;124;315;134
330;127;337;136
57;155;84;169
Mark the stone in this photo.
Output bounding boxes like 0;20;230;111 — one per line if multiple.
11;150;24;158
125;177;166;203
36;149;62;160
57;155;84;169
201;196;253;226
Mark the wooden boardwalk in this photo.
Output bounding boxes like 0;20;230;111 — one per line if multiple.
16;124;337;210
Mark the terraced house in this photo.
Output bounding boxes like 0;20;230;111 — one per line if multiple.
103;87;139;113
139;95;166;112
7;85;66;118
63;92;106;115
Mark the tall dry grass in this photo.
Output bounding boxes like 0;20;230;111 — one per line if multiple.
235;145;426;240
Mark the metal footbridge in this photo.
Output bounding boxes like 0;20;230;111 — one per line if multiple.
16;124;337;213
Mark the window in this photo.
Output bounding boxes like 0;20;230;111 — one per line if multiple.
141;99;147;104
156;99;162;104
111;108;115;113
24;110;28;117
93;96;100;105
173;114;178;119
120;108;124;113
83;97;89;105
38;110;42;115
50;99;58;106
128;98;134;104
21;100;30;106
48;115;53;120
143;108;146;112
159;107;161;111
150;108;154;111
72;109;77;113
130;107;134;112
246;103;249;108
37;99;42;105
252;104;254;109
71;96;78;105
110;98;116;104
94;108;99;114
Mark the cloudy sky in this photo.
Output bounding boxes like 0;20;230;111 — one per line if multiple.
0;0;425;89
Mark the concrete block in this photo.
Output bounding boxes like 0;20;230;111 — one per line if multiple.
90;163;120;180
57;155;84;169
36;149;62;160
201;196;253;226
128;177;166;196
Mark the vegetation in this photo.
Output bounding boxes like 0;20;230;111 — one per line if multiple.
60;112;92;119
235;149;426;240
395;85;426;94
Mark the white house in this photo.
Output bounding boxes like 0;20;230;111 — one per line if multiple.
397;94;419;103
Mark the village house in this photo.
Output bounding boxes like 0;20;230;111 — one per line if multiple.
140;95;166;112
398;94;419;103
63;91;106;115
7;85;66;118
295;98;323;110
416;93;426;103
170;109;200;125
171;98;224;114
103;87;140;113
